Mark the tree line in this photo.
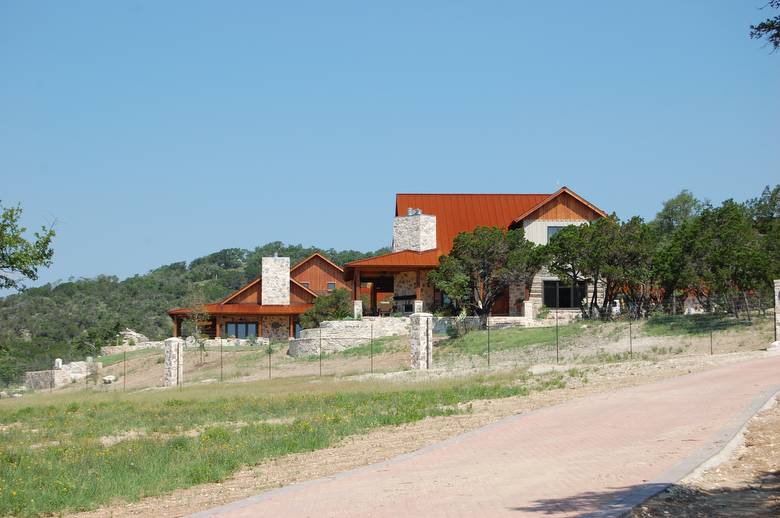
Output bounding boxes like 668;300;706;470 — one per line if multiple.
429;186;779;325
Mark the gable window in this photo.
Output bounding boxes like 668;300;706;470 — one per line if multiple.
224;322;257;338
327;282;336;291
546;226;565;242
301;282;310;289
543;280;587;309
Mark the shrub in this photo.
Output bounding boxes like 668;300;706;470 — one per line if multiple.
300;288;352;328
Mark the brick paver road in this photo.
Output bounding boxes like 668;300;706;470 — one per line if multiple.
194;354;780;517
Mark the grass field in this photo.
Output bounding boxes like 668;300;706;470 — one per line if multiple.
0;367;572;517
1;313;773;516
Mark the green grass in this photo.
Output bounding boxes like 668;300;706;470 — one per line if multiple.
98;348;162;367
435;323;586;358
642;313;753;336
0;368;572;516
335;336;405;358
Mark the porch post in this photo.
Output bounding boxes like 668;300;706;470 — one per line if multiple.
370;282;377;316
414;270;424;313
353;268;363;318
288;316;294;338
173;317;182;338
260;316;265;338
214;316;221;338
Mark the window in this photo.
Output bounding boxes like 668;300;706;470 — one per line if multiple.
543;280;587;309
301;282;310;288
224;322;257;338
546;226;565;242
327;282;336;291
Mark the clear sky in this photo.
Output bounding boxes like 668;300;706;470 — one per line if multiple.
1;1;778;290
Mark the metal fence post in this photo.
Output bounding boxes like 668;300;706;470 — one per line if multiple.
556;289;560;364
370;322;374;374
426;317;431;370
220;337;224;382
268;343;272;379
710;331;713;356
319;327;322;377
487;317;491;367
123;346;127;392
629;321;632;359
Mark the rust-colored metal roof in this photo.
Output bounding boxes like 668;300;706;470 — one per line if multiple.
345;249;440;269
168;303;313;316
395;193;551;254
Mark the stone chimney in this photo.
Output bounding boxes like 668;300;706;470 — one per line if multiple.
261;256;290;305
393;209;437;252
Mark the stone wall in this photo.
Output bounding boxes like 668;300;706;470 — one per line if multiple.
261;256;290;305
410;313;433;369
262;315;290;342
164;337;184;387
288;316;410;357
392;212;436;252
393;271;434;311
24;359;101;390
100;341;164;356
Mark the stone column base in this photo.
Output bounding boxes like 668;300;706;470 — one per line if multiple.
164;337;184;387
413;300;424;313
410;312;433;369
523;300;535;320
353;299;363;319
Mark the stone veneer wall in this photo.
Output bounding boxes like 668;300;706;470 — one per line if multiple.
394;271;434;311
287;317;410;357
392;213;436;252
410;313;433;369
262;315;290;342
262;256;290;305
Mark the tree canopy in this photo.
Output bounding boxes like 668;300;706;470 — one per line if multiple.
0;202;55;291
750;0;780;51
428;226;544;326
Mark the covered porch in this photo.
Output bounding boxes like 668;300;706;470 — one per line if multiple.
168;304;312;341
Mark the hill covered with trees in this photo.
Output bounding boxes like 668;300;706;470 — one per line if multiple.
0;242;389;382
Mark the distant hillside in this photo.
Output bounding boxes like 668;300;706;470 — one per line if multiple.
0;242;389;383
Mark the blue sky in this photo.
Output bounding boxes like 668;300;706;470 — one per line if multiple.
1;1;778;290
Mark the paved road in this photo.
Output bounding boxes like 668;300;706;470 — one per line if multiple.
194;354;780;517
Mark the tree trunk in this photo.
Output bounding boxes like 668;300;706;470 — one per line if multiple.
743;292;752;322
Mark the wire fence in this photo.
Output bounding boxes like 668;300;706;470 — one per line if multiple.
5;297;777;394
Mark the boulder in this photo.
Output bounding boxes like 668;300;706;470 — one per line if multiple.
102;375;117;384
0;391;8;398
119;329;150;347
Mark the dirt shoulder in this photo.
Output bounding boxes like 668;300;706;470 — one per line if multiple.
69;350;776;518
632;392;780;517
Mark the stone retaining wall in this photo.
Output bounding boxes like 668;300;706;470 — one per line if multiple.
287;317;410;357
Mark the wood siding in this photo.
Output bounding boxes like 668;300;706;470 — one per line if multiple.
224;280;314;305
291;255;348;295
526;191;602;221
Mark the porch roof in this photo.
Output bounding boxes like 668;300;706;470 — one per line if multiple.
168;303;313;317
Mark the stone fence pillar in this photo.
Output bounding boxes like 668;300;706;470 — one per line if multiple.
164;337;184;387
410;312;433;370
353;299;363;319
523;301;535;320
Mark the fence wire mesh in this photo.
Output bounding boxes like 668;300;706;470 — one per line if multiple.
5;293;776;394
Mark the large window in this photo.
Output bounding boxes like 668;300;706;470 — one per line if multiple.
327;282;336;291
225;322;257;338
543;280;587;309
